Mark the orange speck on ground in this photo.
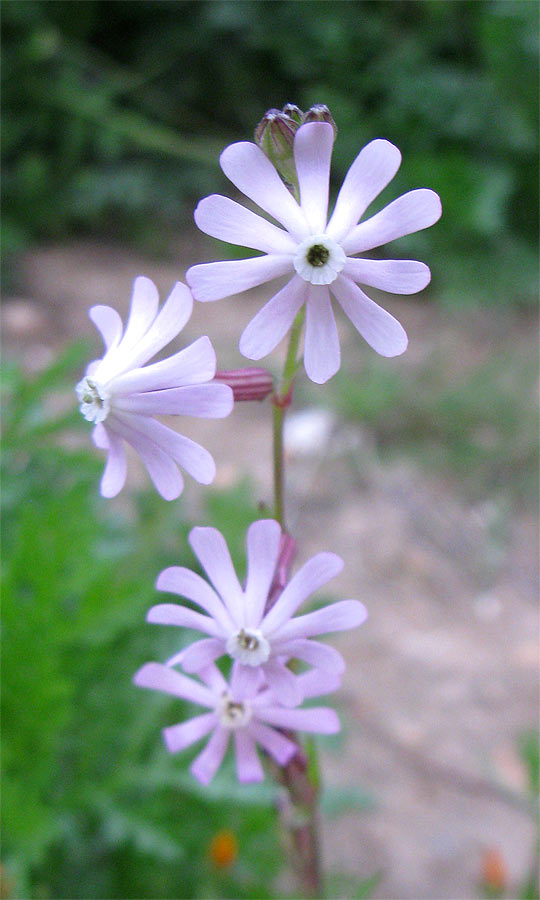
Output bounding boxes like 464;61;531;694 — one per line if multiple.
208;829;238;869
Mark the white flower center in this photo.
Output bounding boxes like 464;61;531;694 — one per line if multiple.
293;234;346;286
218;692;252;729
76;376;111;424
226;628;271;666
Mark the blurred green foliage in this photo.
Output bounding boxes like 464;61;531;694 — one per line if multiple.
2;0;538;303
1;350;288;899
1;351;370;898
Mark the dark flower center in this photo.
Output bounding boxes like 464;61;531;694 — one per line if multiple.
307;244;330;267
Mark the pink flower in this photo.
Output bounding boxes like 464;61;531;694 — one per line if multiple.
76;277;233;499
133;660;340;784
146;519;367;706
186;122;442;383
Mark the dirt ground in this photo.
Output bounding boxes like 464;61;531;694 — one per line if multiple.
3;237;539;900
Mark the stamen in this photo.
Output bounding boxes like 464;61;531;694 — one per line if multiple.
76;376;110;423
226;628;271;666
238;629;259;651
218;692;252;729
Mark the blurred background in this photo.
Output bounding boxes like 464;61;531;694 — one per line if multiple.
2;2;538;899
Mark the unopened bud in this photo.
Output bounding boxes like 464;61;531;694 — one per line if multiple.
302;104;337;140
254;106;301;188
281;103;303;125
214;367;273;402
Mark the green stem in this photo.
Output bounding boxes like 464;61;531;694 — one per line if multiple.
270;305;323;896
272;307;305;529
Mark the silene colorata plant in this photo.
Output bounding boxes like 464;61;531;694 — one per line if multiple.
76;102;441;896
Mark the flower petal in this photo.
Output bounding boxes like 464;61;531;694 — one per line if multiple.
220;141;309;239
111;336;216;394
191;726;229;785
198;664;228;693
234;730;264;782
263;659;304;707
230;663;263;699
327;139;402;242
117;413;216;484
249;722;297;766
332;275;408;357
99;425;127;498
181;638;225;672
108;414;185;500
239;275;306;360
113;383;233;418
296;668;342;698
156;566;235;632
194;194;297;254
163;712;216;753
303;285;341;384
343;258;431;294
294;122;334;233
89;305;123;352
342;189;442;255
133;661;214;707
186;255;292;303
273;638;345;673
262;552;343;636
244;519;283;627
257;704;340;734
273;599;368;644
189;527;243;623
146;603;223;638
119;281;193;371
92;422;109;450
121;276;160;351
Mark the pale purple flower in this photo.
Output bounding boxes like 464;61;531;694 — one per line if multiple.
76;276;233;499
133;659;340;784
186;121;442;383
146;519;367;706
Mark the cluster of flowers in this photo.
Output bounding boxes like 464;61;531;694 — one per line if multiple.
77;106;441;783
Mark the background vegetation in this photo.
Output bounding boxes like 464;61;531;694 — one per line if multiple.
2;0;538;304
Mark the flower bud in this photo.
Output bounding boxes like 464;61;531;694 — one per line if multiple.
281;103;303;125
214;367;274;402
302;104;337;140
254;106;301;188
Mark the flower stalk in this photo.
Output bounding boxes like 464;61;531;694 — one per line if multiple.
271;306;305;530
270;302;324;897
